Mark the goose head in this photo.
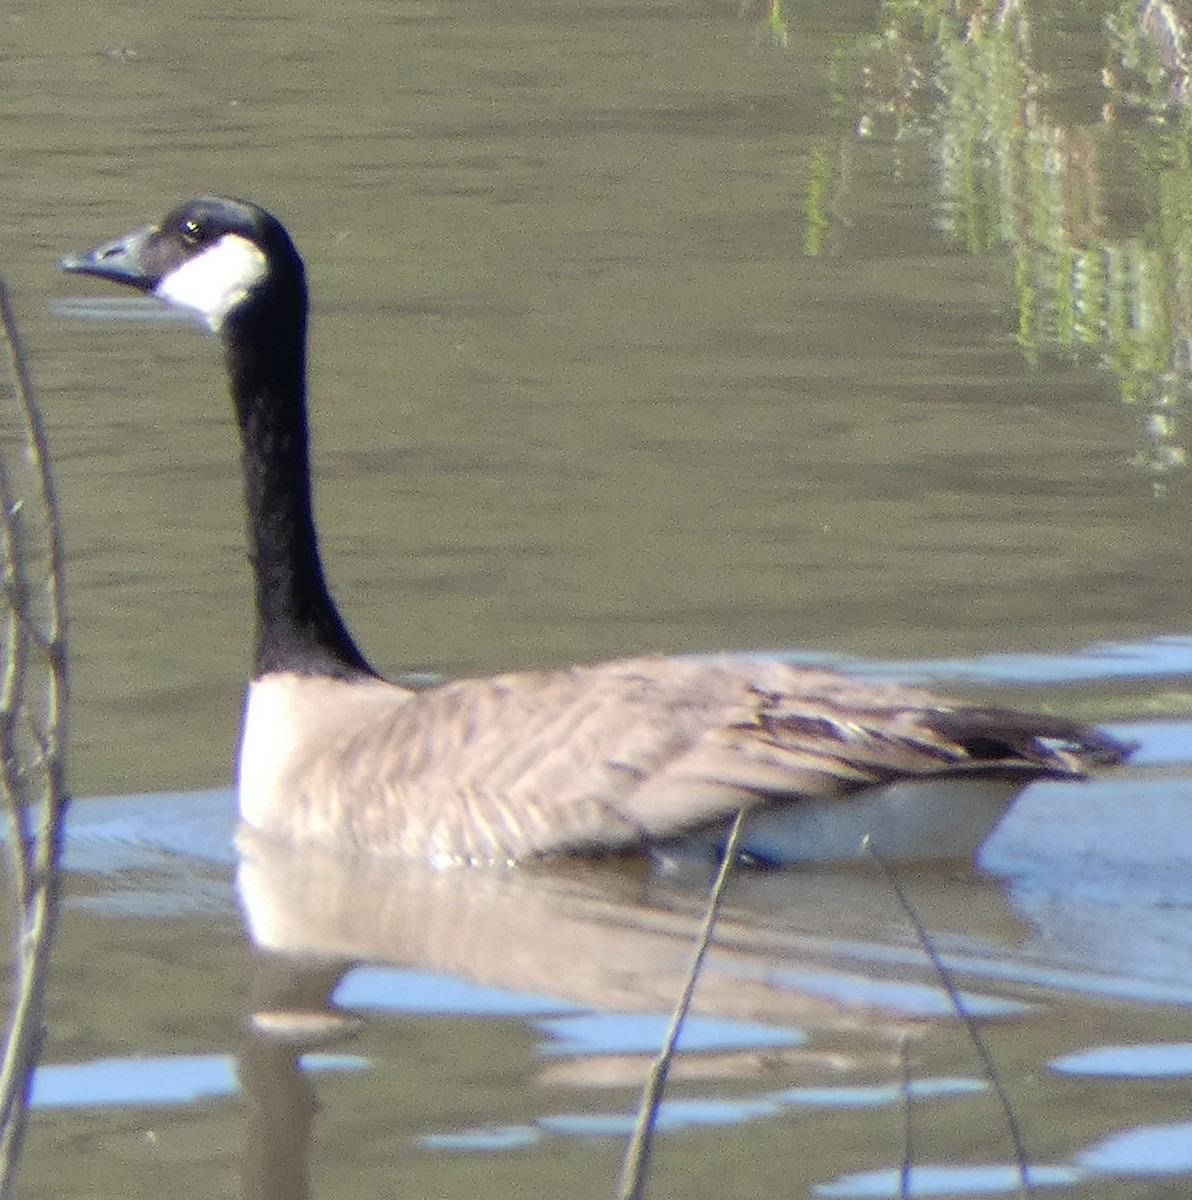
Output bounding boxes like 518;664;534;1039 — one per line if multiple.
61;197;370;679
60;196;301;334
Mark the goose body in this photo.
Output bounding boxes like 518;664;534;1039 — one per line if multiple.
61;198;1130;866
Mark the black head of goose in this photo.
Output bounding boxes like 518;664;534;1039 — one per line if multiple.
60;198;1132;866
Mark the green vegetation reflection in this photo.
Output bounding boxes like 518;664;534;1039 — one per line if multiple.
798;0;1192;488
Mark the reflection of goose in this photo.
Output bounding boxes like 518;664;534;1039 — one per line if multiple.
235;833;1033;1200
61;197;1130;864
236;826;1028;1055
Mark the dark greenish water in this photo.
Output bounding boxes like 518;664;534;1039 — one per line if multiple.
1;0;1191;1195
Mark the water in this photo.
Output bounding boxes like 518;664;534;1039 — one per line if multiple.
2;0;1191;1194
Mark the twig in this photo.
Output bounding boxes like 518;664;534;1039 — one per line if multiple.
863;838;1030;1200
898;1030;913;1199
615;809;746;1200
0;277;70;1199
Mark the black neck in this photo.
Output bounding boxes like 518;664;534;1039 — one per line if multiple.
223;294;375;679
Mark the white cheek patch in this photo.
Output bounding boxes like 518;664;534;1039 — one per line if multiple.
154;233;268;331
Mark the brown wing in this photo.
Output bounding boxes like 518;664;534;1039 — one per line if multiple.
279;656;1130;863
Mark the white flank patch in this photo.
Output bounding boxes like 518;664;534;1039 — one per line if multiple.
154;233;268;331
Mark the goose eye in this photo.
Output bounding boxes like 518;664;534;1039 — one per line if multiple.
180;219;204;247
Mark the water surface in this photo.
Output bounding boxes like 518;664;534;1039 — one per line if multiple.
1;0;1190;1194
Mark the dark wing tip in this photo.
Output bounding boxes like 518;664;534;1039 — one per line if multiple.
924;707;1135;775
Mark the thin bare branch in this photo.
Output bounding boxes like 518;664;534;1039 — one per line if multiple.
898;1030;913;1199
615;810;746;1200
0;277;70;1199
864;839;1030;1200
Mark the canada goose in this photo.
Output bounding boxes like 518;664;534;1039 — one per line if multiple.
61;197;1131;866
